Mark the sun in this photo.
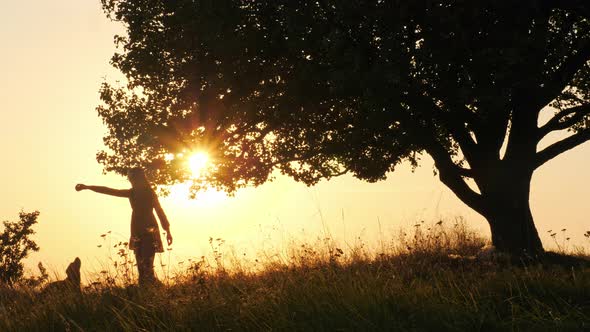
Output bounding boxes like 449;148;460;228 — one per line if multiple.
188;152;209;178
163;151;228;205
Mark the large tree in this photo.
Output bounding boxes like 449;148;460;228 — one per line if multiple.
98;0;590;255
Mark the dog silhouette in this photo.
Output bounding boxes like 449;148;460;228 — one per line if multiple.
43;257;81;293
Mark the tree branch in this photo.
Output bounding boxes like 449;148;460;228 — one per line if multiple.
390;95;482;210
539;104;590;138
454;165;475;177
425;140;484;214
551;0;590;18
542;39;590;108
535;128;590;168
411;88;482;169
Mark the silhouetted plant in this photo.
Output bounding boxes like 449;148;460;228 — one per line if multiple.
0;211;40;285
424;218;483;254
93;231;136;287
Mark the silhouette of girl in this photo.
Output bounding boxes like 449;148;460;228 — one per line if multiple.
75;168;172;285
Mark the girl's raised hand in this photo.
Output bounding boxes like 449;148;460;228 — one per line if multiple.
75;184;87;191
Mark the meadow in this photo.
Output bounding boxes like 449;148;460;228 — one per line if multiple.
1;220;589;332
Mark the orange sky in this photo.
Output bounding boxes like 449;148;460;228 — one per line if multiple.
1;1;589;279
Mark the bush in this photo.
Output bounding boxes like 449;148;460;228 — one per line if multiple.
0;211;40;285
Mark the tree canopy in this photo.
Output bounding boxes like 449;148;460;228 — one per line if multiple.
98;0;590;253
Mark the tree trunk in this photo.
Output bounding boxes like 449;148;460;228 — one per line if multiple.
484;199;543;256
427;138;544;256
479;170;544;256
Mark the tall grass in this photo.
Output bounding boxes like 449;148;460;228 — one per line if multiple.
1;219;588;331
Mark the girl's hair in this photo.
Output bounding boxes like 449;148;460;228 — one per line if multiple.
127;167;151;189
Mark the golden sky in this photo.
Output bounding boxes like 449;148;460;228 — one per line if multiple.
1;1;589;278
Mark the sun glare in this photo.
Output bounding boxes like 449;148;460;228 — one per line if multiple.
163;151;227;205
166;182;228;206
188;152;209;178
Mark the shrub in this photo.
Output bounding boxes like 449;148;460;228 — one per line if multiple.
0;211;40;285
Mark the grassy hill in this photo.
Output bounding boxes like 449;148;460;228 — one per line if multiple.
1;221;589;331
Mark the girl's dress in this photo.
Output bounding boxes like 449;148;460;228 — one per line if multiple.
128;188;167;253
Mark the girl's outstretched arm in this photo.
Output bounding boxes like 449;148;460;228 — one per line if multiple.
153;194;172;245
75;184;131;198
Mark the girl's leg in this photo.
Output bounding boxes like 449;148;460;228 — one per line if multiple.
145;250;156;283
134;249;147;285
135;243;157;285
